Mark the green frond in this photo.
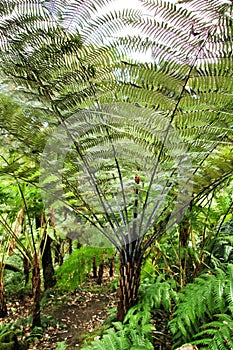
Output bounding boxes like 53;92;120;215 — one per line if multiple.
55;246;115;291
170;265;233;347
193;313;233;350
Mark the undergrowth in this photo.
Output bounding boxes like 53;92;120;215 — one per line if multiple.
169;264;233;349
55;246;115;291
81;275;177;350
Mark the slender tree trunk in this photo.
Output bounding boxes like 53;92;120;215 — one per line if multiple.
179;217;190;287
97;259;104;285
23;256;30;286
36;213;56;290
0;280;7;318
31;254;41;328
68;238;73;254
92;256;97;278
40;235;56;290
54;242;64;266
109;257;115;277
116;248;142;322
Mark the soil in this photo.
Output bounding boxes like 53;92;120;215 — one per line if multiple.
0;274;118;349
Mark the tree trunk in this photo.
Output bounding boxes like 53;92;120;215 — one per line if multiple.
54;242;64;266
179;217;191;287
97;260;104;285
0;280;7;317
92;256;97;278
68;238;73;254
36;212;56;290
109;257;115;277
116;249;142;322
40;234;56;290
31;255;41;328
23;256;30;286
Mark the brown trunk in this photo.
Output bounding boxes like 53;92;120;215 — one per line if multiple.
23;256;30;286
116;252;142;322
54;242;64;266
116;175;142;322
68;238;73;254
109;257;115;277
37;212;56;290
31;255;41;328
0;280;7;317
97;260;104;285
92;256;97;278
179;217;190;287
41;234;56;290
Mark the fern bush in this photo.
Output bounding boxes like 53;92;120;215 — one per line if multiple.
81;317;154;350
193;309;233;350
169;264;233;349
55;246;115;291
208;215;233;268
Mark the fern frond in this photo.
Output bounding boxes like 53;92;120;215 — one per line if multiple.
193;313;233;350
169;266;233;346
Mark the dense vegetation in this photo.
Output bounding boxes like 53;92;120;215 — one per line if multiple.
0;0;232;349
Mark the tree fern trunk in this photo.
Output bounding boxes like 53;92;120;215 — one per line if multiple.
41;234;56;290
116;251;142;322
31;254;41;328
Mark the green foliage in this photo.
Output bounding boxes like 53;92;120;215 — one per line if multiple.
81;320;154;350
4;254;30;297
169;264;233;348
55;341;67;350
0;328;26;350
140;274;178;313
25;326;43;342
55;246;115;291
193;310;233;350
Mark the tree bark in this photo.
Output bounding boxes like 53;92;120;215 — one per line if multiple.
31;255;41;328
179;217;191;287
97;260;104;285
109;257;115;277
0;280;7;317
23;256;30;286
40;234;56;290
54;241;64;266
68;238;73;254
116;249;142;322
92;256;97;278
36;212;56;290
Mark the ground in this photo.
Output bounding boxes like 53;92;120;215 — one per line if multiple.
1;271;175;349
0;274;118;349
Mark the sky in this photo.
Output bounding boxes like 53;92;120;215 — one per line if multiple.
92;0;153;62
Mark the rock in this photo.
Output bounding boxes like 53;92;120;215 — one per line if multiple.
175;345;198;350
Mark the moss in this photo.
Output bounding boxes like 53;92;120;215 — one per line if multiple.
0;331;17;344
0;331;27;350
0;342;16;350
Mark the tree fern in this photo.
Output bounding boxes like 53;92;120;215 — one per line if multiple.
0;0;232;322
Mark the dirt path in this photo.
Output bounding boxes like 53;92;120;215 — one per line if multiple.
1;276;118;350
37;285;117;349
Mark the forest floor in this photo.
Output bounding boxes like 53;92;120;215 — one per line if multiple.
1;272;118;349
